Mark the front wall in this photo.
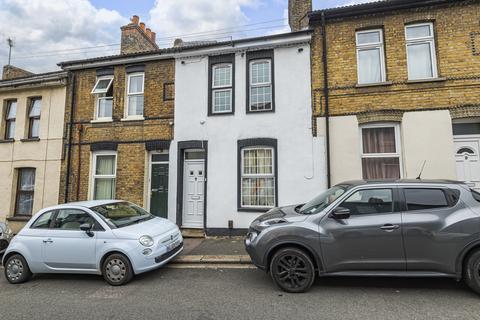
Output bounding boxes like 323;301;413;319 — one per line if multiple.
311;1;480;183
0;85;66;232
172;44;327;230
60;60;175;207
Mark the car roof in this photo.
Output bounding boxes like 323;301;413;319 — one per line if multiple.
338;179;466;187
53;200;125;209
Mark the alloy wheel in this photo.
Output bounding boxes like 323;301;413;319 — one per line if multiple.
274;254;312;290
6;258;24;282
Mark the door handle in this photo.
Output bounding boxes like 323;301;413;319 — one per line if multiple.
43;239;53;243
191;196;201;200
380;224;400;232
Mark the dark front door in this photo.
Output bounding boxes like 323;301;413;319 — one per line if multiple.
150;163;169;218
320;188;406;272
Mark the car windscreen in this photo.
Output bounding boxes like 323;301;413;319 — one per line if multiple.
471;189;480;203
299;185;348;214
91;202;154;228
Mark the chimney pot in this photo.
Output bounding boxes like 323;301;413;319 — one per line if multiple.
146;28;152;37
151;31;156;42
140;22;146;31
131;15;139;25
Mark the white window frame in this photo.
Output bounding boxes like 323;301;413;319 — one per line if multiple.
125;72;145;120
91;76;113;122
90;151;117;200
355;29;386;84
405;22;438;80
212;63;233;114
249;59;273;112
359;123;403;178
240;146;276;209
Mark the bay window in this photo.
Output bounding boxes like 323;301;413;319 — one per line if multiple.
356;29;386;84
360;124;402;180
405;23;438;80
15;168;36;216
91;76;113;121
92;152;117;200
28;98;41;138
5;100;16;140
126;73;144;118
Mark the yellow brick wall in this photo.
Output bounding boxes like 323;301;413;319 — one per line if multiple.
59;59;175;206
311;1;480;119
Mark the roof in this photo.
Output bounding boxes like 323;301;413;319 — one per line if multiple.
58;30;312;69
0;70;67;88
339;179;466;186
309;0;467;21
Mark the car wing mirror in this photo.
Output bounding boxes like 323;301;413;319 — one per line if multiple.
330;207;351;220
79;223;94;237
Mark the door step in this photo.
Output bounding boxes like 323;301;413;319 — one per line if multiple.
181;228;205;238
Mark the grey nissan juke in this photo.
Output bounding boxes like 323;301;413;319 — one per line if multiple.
245;180;480;294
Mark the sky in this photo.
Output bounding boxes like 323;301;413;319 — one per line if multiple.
0;0;372;73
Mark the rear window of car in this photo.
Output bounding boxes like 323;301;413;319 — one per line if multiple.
404;188;449;211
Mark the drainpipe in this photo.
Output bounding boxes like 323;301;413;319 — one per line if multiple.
321;11;332;188
75;124;83;201
64;72;76;203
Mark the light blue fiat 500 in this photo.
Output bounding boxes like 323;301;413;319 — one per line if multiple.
2;200;183;285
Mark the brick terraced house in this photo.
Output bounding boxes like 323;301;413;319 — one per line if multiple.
58;16;176;218
295;0;480;188
0;66;68;233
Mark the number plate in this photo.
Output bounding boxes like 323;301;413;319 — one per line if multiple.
167;239;181;252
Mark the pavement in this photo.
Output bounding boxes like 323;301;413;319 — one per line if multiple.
174;236;252;265
1;267;480;320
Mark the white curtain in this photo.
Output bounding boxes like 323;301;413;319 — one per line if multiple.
358;48;382;84
407;43;433;79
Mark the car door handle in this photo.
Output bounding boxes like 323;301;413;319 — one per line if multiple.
43;239;53;243
380;224;400;232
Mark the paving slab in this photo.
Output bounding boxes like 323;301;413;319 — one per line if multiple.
182;237;247;256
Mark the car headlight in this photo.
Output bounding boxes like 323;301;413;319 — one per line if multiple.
139;235;154;247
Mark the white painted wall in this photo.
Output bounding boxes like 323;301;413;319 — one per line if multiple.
326;110;457;185
0;85;66;232
170;37;327;230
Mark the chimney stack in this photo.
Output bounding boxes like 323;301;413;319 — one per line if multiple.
120;15;159;54
288;0;312;32
2;65;34;80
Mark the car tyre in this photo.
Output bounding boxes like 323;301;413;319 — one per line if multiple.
270;247;315;293
4;254;32;284
464;249;480;294
102;253;134;286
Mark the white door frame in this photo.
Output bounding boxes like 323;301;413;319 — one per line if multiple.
182;158;205;229
453;134;480;189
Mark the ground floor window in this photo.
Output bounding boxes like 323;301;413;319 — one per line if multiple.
239;141;277;209
15;168;36;216
92;152;117;200
360;123;402;180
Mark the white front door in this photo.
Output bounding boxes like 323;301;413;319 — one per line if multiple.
182;160;205;228
454;137;480;190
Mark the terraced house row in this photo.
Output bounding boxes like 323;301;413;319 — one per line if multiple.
0;0;479;235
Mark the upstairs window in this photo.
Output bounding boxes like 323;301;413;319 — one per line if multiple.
92;76;113;121
15;168;36;216
126;73;144;118
5;100;16;140
249;59;273;112
212;64;233;114
361;124;402;180
28;98;41;138
405;23;438;80
356;29;386;84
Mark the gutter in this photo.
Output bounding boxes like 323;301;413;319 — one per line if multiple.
64;72;76;203
321;12;332;188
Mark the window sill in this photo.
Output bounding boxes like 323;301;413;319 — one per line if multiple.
7;216;31;222
0;139;14;144
237;207;272;213
20;138;40;142
91;118;113;124
208;111;234;117
355;81;393;88
121;116;145;122
246;109;275;114
406;77;446;84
